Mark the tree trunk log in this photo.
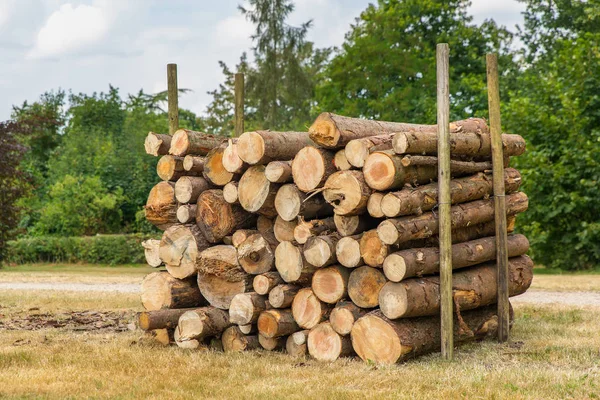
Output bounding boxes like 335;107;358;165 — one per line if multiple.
330;301;367;336
222;140;247;174
138;308;198;331
259;334;286;351
265;161;293;183
175;307;231;347
293;217;336;245
275;241;316;283
347;266;386;308
323;171;372;216
384;234;530;282
237;232;278;274
142;239;162;268
273;216;297;242
222;182;239;204
345;134;395;168
145;181;178;230
308;322;353;362
400;155;496;175
334;214;376;237
160;224;210;279
258;309;299;338
222;326;260;352
291;288;331;330
351;304;510;364
146;328;174;346
303;234;340;267
334;149;352;171
157;155;192;181
239;324;255;335
169;129;223;156
145;132;172;156
229;292;268;325
268;284;301;308
175;176;211;204
366;192;385;218
363;151;437;191
238;165;280;217
237;131;314;165
292;146;336;192
232;229;258;248
275;184;333;222
177;204;197;224
196;189;256;243
286;330;309;356
257;216;274;234
203;144;238;186
377;192;528;245
335;235;363;268
253;272;284;295
359;229;389;267
183;155;205;173
141;271;204;310
311;265;350;304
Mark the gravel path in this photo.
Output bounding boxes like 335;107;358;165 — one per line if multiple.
511;289;600;307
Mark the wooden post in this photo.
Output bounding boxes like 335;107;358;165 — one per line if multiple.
167;63;179;135
486;53;510;342
436;43;453;360
234;73;245;137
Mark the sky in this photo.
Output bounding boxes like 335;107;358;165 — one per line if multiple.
0;0;526;121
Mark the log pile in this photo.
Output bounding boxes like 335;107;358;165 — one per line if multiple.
138;114;531;364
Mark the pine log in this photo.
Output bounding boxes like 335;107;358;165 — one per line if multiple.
237;232;278;274
323;170;372;216
253;272;284;295
177;204;197;224
222;181;239;204
138;308;197;331
175;176;211;204
229;292;268;325
237;131;314;165
379;255;532;320
257;216;274;234
232;229;258;248
169;129;223;157
157;155;190;181
286;330;309;357
311;265;350;304
265;161;293;183
146;328;174;346
345;134;395;168
142;239;162;268
268;284;301;308
359;229;389;267
239;324;255;335
275;184;333;222
400;155;494;175
363;151;437;191
141;272;204;311
366;192;385;218
330;301;367;336
347;266;386;308
203;144;238;186
351;304;510;364
304;234;340;267
145;181;178;230
380;168;522;218
333;214;375;237
273;216;297;242
222;326;260;352
145;132;172;156
291;288;331;329
308;322;353;362
393;129;525;157
335;235;363;268
238;165;280;217
196;189;256;243
222;140;247;174
159;225;210;279
291;146;336;192
377;192;529;245
175;307;231;348
384;234;530;282
294;217;336;245
275;241;316;283
259;334;286;351
334;149;352;171
197;245;252;309
258;309;299;338
183;155;205;173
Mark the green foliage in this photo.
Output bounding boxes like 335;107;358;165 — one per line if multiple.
5;234;156;265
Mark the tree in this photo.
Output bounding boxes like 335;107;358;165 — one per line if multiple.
315;0;515;123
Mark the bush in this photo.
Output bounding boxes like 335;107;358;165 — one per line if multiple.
5;234;159;265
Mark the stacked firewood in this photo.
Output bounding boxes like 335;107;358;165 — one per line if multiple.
138;113;532;364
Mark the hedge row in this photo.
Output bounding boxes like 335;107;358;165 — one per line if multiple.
5;234;159;265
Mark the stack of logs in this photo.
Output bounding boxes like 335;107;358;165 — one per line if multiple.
139;112;532;364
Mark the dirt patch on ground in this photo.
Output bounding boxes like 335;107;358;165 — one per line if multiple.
0;310;135;332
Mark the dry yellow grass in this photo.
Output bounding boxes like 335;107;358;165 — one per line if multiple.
0;263;153;284
531;274;600;292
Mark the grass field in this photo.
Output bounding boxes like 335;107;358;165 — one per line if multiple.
1;264;600;399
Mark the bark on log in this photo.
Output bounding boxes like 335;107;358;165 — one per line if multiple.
308;322;353;362
345;134;395;168
142;239;162;268
258;309;299;338
175;176;211;204
286;330;309;357
175;307;231;347
177;204;197;224
329;301;367;336
145;181;178;230
253;272;284;295
351;304;510;364
232;229;258;248
222;182;239;204
347;266;386;308
400;155;495;175
183;155;205;173
169;129;223;156
157;155;190;181
304;234;340;267
377;192;528;245
229;292;268;325
383;234;530;282
275;241;316;283
292;146;336;192
334;214;375;237
159;224;211;279
291;288;331;330
323;171;372;216
268;284;301;308
237;232;278;274
381;168;522;218
336;235;363;268
222;140;247;174
145;132;171;156
379;255;532;319
265;161;293;183
141;271;204;311
273;216;297;243
275;184;333;222
222;326;260;352
257;216;274;234
197;245;252;309
138;308;197;331
238;165;280;217
311;265;350;304
196;189;256;243
237;131;314;165
294;217;336;245
359;229;389;267
259;334;286;351
367;192;385;218
334;149;352;171
363;151;437;191
203;144;238;186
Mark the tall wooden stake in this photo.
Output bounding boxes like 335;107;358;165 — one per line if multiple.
234;73;245;137
167;63;179;135
437;43;453;360
486;54;510;342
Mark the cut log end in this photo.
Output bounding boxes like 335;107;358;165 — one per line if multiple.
223;182;239;204
308;322;352;362
274;184;303;221
363;152;397;191
382;253;407;282
265;161;293;183
275;241;305;283
273;216;297;242
323;171;371;216
334;149;352;171
345;140;370;168
292;147;332;192
308;115;339;148
367;192;385;218
360;229;388;267
347;266;386;308
312;266;349;304
237;233;275;274
169;129;190;156
304;236;336;268
222;141;245;174
237;131;266;165
377;220;400;245
378;282;409;319
336;236;362;268
380;193;403;218
351;313;403;365
292;288;327;330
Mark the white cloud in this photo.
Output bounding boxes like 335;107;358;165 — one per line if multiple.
0;0;17;29
27;3;110;59
215;13;253;46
